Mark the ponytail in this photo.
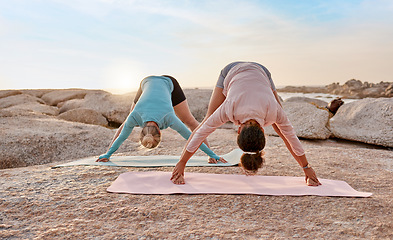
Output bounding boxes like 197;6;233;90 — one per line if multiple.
240;151;265;175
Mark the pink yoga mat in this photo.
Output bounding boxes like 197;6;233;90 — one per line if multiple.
107;171;372;197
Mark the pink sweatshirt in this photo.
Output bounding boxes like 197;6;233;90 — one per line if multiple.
186;62;305;156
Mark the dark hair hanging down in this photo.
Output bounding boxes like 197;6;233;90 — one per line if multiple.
237;124;265;152
237;124;266;174
239;151;265;175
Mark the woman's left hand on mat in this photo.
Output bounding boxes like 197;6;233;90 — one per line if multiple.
171;162;186;184
304;167;321;186
208;157;227;164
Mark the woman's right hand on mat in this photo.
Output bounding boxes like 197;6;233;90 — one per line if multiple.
208;157;228;164
171;162;186;184
304;167;321;186
96;157;109;162
172;174;185;185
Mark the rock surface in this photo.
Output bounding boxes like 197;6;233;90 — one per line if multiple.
0;94;45;109
58;108;109;126
2;102;59;116
0;114;115;169
41;89;89;106
58;90;133;126
0;89;134;128
329;98;393;147
0;90;23;99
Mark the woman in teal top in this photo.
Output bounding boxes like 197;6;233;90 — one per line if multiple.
97;75;225;163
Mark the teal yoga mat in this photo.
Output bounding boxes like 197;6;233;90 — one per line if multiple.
53;148;243;168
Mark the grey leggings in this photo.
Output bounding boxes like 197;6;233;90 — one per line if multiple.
216;62;276;91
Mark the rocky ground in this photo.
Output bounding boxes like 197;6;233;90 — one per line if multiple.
1;128;392;239
0;86;392;239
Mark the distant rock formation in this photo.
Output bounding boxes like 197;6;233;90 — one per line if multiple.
279;79;393;99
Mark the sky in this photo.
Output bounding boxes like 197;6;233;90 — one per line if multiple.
1;0;392;93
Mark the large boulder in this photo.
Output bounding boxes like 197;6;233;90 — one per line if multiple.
0;94;45;109
58;108;108;126
58;91;133;125
20;89;54;98
0;102;59;116
0;114;116;169
41;89;88;106
264;102;331;139
0;90;23;99
58;98;84;113
329;98;393;147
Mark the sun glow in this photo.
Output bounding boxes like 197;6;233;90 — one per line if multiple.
103;59;147;94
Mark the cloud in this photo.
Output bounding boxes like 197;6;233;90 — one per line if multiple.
1;0;393;90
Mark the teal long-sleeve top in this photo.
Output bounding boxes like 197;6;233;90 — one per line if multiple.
99;76;220;160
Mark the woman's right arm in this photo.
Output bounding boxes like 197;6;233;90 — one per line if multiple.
171;117;213;184
96;113;136;162
97;102;137;162
107;122;125;148
171;105;228;184
171;85;226;184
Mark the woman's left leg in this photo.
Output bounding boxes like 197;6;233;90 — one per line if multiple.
173;100;200;131
163;75;200;131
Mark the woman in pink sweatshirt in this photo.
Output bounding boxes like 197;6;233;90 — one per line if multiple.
171;62;321;186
